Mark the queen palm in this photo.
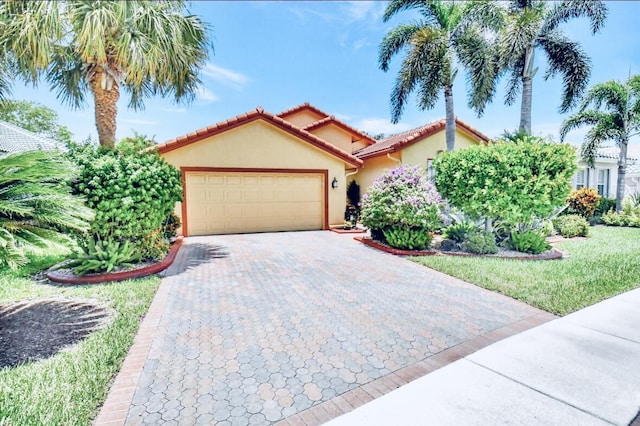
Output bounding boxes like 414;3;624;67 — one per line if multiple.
476;0;607;134
0;1;212;148
379;0;499;152
560;75;640;212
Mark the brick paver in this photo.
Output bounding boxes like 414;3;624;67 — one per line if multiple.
95;231;554;425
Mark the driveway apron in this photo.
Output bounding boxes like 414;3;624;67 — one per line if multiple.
97;231;554;425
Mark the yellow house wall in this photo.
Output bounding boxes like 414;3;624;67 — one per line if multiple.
161;119;348;231
310;125;353;154
357;155;399;194
281;110;325;128
401;130;479;168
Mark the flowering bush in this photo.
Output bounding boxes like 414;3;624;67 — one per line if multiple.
360;165;443;243
567;187;600;218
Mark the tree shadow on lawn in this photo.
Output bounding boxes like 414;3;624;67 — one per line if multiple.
0;299;110;369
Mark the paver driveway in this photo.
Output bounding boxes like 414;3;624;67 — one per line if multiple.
97;231;554;425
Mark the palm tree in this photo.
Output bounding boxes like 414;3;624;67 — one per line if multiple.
476;0;607;134
0;151;93;269
0;1;213;148
379;0;499;152
560;75;640;213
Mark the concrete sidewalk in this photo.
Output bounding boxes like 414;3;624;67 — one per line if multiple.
326;288;640;426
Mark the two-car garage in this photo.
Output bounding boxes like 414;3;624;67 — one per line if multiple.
183;169;327;236
156;108;362;236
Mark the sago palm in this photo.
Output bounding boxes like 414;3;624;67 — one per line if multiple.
0;150;93;269
0;1;213;148
474;0;607;134
560;75;640;212
379;0;499;151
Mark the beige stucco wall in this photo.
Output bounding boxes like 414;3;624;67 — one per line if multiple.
310;125;353;154
161;119;349;231
282;110;325;128
401;130;479;168
357;155;399;195
352;139;370;152
358;130;484;195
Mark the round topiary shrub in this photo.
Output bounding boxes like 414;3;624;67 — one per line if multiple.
460;231;499;254
552;214;589;238
360;165;443;249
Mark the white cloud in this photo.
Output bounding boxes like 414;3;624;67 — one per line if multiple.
354;118;413;135
202;63;249;91
196;87;220;103
341;1;384;22
353;38;369;51
125;119;159;126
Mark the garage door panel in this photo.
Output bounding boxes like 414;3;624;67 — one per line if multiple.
185;171;324;235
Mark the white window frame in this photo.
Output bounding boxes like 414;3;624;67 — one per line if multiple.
575;169;586;189
597;169;609;196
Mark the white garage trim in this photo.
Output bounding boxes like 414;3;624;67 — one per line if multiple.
181;167;329;236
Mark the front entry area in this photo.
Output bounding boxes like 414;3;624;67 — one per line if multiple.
183;169;326;236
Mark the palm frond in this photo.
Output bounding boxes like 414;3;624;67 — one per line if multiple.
539;31;590;113
581;121;620;166
383;0;436;24
542;0;607;35
579;80;628;115
498;7;541;70
379;23;423;72
504;61;524;106
559;110;607;141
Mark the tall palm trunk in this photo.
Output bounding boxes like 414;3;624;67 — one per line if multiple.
444;84;455;152
90;67;119;149
616;138;628;212
519;45;535;135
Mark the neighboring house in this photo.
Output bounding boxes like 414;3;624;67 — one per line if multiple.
572;147;640;198
353;118;490;191
0;120;64;156
155;103;489;236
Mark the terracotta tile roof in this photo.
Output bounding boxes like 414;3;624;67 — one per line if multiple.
354;117;490;159
0;120;64;156
154;107;363;167
303;116;377;146
276;102;331;120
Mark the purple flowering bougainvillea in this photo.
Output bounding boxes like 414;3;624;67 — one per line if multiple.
360;165;444;239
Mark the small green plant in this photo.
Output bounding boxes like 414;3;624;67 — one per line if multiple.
566;187;601;218
66;238;141;276
509;230;551;254
553;214;590;237
382;227;432;250
595;197;616;216
444;221;480;243
460;231;499;254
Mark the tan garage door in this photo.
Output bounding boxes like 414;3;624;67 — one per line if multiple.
184;171;325;235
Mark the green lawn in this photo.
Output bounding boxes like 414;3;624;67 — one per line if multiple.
0;253;160;426
411;226;640;316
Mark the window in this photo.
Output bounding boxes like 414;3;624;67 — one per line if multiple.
426;159;435;180
597;169;609;196
575;169;586;189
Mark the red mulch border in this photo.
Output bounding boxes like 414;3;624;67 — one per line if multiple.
46;237;184;285
354;236;565;260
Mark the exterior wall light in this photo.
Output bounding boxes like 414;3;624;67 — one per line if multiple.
331;177;338;188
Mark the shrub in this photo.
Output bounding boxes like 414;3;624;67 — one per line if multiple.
601;208;640;227
509;230;551;254
595;197;616;216
67;237;141;276
434;138;577;225
346;180;361;210
460;231;499;254
68;141;182;271
444;221;480;243
382;227;433;250
162;212;181;240
566;187;601;218
361;165;443;239
553;214;590;237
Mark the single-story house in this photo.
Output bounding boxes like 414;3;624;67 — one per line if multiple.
0;120;64;157
572;147;640;198
155;103;489;236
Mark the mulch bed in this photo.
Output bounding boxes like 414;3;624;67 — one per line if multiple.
46;237;183;285
355;236;565;260
0;299;111;369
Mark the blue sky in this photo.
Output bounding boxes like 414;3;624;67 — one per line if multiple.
10;1;640;150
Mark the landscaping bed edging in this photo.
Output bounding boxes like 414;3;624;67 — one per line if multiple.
330;227;367;234
354;236;565;260
47;237;184;285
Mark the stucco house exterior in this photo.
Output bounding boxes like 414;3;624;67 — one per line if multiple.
0;120;64;157
572;147;640;198
155;103;489;236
